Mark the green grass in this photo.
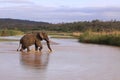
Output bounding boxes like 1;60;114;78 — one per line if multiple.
79;31;120;46
0;29;24;36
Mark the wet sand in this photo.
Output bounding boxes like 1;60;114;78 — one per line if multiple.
0;38;120;80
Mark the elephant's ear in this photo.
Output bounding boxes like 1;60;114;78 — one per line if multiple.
39;32;44;40
42;32;49;41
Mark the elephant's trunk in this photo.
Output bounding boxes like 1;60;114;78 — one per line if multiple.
46;40;52;51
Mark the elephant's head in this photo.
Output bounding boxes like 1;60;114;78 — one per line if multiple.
39;32;49;41
36;32;52;52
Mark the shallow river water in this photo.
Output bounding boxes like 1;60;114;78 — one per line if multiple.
0;38;120;80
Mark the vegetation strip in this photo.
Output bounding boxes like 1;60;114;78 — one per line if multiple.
79;31;120;46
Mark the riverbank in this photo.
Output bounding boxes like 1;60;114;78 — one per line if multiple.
0;31;76;41
79;31;120;46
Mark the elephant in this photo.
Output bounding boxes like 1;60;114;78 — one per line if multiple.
17;32;52;52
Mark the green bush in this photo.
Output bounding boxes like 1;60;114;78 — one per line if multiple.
79;32;120;46
0;29;24;36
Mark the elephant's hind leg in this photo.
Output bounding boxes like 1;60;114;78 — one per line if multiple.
20;45;26;52
35;40;43;52
39;46;43;51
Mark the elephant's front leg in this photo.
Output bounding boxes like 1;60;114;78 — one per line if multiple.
27;47;30;52
35;44;38;51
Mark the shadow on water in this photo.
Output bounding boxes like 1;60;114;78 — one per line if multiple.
20;51;50;69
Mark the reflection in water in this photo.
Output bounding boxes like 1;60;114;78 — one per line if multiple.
20;52;50;69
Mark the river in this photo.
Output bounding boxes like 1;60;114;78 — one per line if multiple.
0;37;120;80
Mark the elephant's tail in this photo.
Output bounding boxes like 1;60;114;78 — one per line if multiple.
17;42;21;51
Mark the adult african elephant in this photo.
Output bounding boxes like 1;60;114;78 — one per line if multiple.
17;32;52;52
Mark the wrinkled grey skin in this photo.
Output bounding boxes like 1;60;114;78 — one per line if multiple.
17;32;52;52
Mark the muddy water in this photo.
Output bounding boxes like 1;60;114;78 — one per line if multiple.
0;38;120;80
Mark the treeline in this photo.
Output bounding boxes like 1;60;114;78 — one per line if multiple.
50;20;120;32
0;18;120;32
0;18;50;31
